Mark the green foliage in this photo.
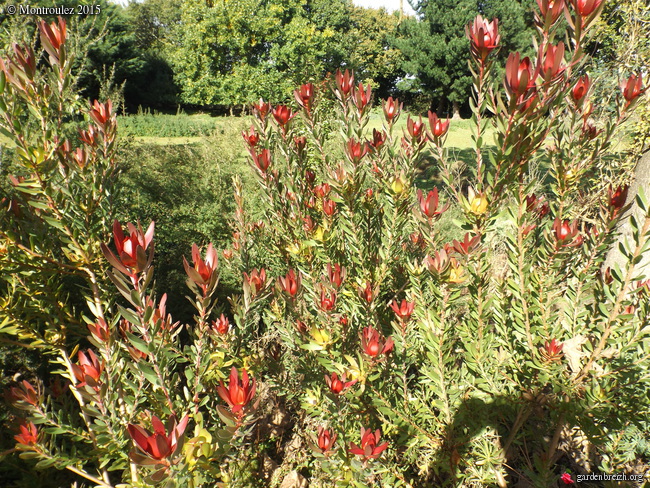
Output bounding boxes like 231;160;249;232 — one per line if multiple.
396;0;536;115
117;110;223;138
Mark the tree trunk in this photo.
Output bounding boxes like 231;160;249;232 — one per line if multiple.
452;101;461;120
604;149;650;276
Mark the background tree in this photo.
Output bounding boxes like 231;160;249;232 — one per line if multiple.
396;0;535;117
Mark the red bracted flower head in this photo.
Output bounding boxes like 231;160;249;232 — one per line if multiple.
278;269;301;297
354;82;372;111
14;421;38;446
571;75;590;104
360;282;374;303
467;15;500;61
183;243;218;293
574;0;603;17
39;17;66;63
102;220;155;276
252;149;271;173
90;100;113;130
553;218;579;245
452;233;482;256
71;349;104;389
127;414;189;462
424;249;450;275
324;372;356;395
9;380;40;407
87;317;110;343
294;136;307;153
407;116;426;143
272;105;295;127
360;326;394;358
217;367;256;414
621;74;645;104
317;427;337;455
540;338;564;362
608;184;629;212
319;289;337;312
346;138;368;163
335;69;354;96
253;99;270;119
560;472;574;484
349;427;389;460
427;111;450;139
242;126;259;147
417;188;448;219
314;183;331;199
212;314;230;335
370;128;387;149
243;268;267;295
539;42;565;83
390;299;415;321
383;97;401;122
326;263;346;289
294;83;315;112
505;53;536;98
323;198;337;217
536;0;565;24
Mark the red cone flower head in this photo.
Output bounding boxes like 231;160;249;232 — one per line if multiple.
425;249;450;275
184;243;218;292
346;138;368;163
127;414;189;461
253;99;270;119
90;100;113;129
452;233;481;255
540;338;564;362
608;184;629;211
418;188;448;219
252;149;271;173
571;75;590;103
103;220;155;275
561;473;574;484
553;218;579;243
14;421;38;446
370;129;387;149
319;289;337;312
427;111;450;139
539;42;565;82
243;268;267;295
87;317;110;343
354;82;372;111
407;116;426;142
323;198;337;217
212;314;230;335
39;17;67;51
361;326;394;358
217;367;256;414
279;269;301;297
467;15;500;61
327;263;346;289
360;282;374;303
294;83;315;112
383;97;401;122
335;69;354;96
9;380;40;407
317;427;337;455
242;126;259;147
71;349;104;389
621;74;645;103
349;427;389;460
390;299;415;321
574;0;603;17
314;183;331;198
505;53;535;98
324;372;356;395
537;0;565;24
272;105;295;127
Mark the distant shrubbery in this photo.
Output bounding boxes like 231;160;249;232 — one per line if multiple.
117;109;225;138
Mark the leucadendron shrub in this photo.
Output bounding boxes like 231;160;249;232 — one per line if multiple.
221;1;649;486
1;2;649;487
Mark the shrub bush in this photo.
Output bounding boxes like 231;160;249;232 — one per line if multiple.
1;5;649;488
